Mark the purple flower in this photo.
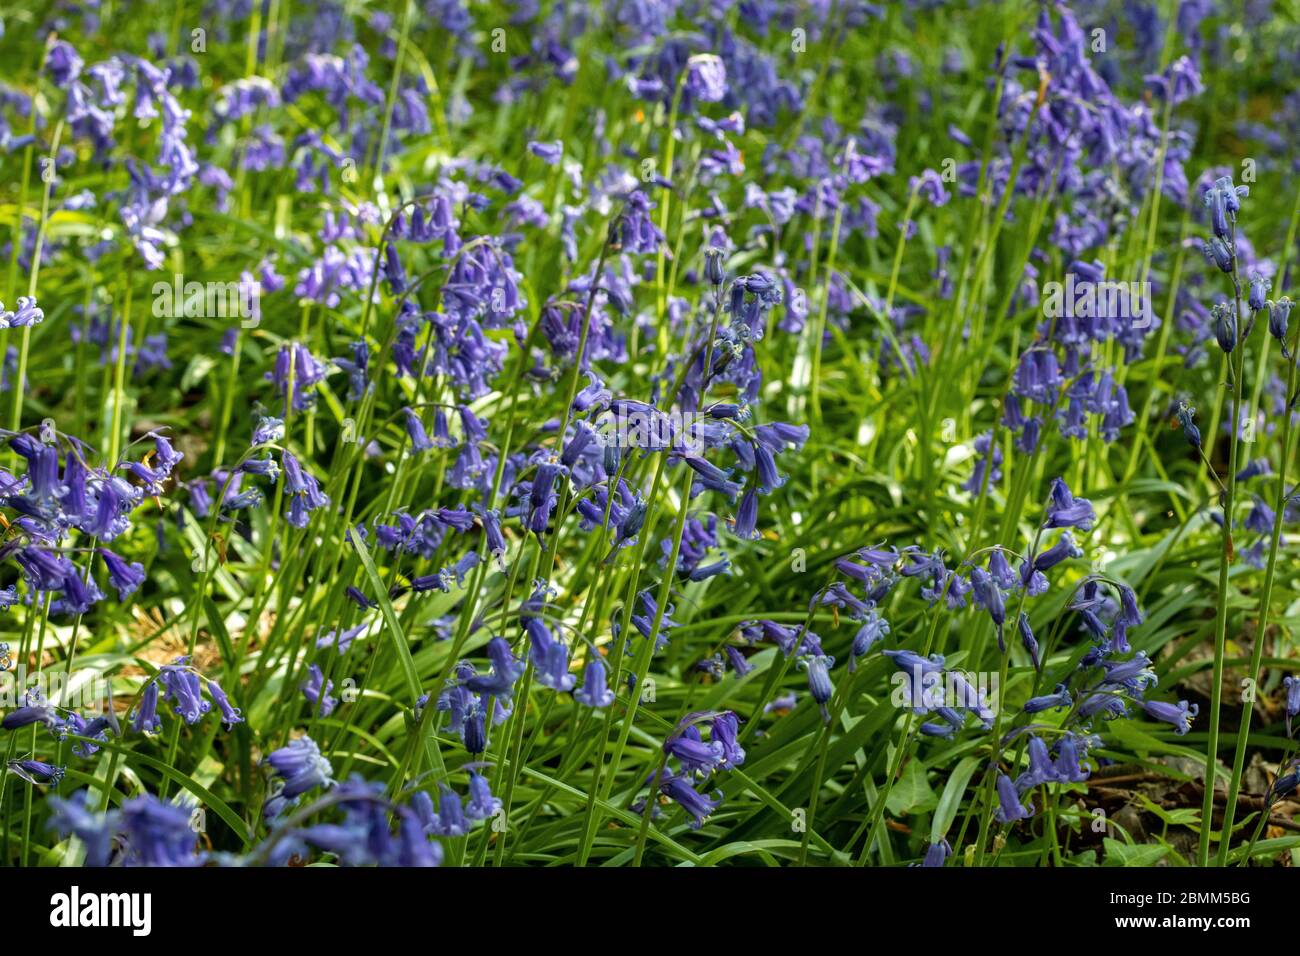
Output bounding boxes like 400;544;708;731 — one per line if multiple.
1044;478;1095;531
994;772;1033;823
465;772;501;821
1024;684;1072;713
1203;174;1247;243
99;549;145;600
1269;297;1294;355
711;711;745;768
301;664;338;717
427;785;470;837
574;657;615;708
684;54;727;103
527;140;563;164
282;451;331;527
131;680;162;734
653;769;721;829
800;653;836;721
1177;402;1202;448
266;735;334;801
1142;698;1197;735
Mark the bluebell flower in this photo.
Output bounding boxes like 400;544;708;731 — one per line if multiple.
118;794;203;866
159;659;209;724
800;653;836;721
993;772;1033;823
573;372;612;412
1013;349;1062;404
221;486;264;513
988;549;1018;590
711;712;745;768
47;790;115;866
1248;272;1271;313
282;451;331;527
46;41;84;88
664;725;724;777
98;548;145;600
1203;175;1247;242
920;840;951;867
630;589;680;650
301;664;338;717
463;636;526;702
910;168;950;207
1016;736;1063;790
723;645;752;676
815;581;874;619
1236;458;1270;482
252;416;284;445
465;772;502;821
613;190;663;254
1102;651;1157;692
1034;532;1082;573
970;566;1006;645
940;571;972;610
1024;683;1072;713
206;679;243;728
1269;297;1293;355
730;485;759;539
963;430;1002;495
1177;402;1202;448
684;54;727;103
2;690;63;732
1044;478;1095;531
1275;765;1300;806
848;611;890;672
1054;734;1091;782
527;461;564;536
685;456;743;500
1077;689;1128;721
525;618;576;691
438;669;475;729
1202;236;1234;273
403;408;433;452
266;735;334;801
9;758;64;785
1017;612;1041;671
428;785;470;837
574;656;615;708
527;139;563;164
345;585;377;609
1211;302;1237;352
653;768;720;829
132;680;162;734
462;704;488;755
1284;676;1300;737
1245;497;1276;534
267;342;327;412
241;455;281;480
704;248;725;286
1142;698;1197;735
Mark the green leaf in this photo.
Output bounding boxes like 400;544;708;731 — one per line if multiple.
1102;837;1168;867
1135;793;1200;827
930;756;980;843
352;532;422;704
70;736;251;847
886;759;937;816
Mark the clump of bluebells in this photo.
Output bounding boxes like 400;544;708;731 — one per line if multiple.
1;0;1296;873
